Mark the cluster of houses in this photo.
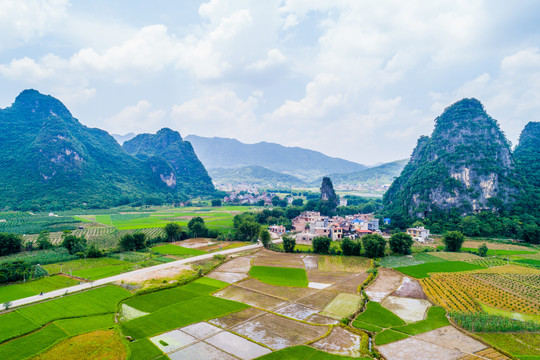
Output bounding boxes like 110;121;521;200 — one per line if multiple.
224;191;274;205
273;211;381;244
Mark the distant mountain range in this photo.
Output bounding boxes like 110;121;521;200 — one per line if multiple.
317;159;408;187
0;90;214;210
184;135;367;181
208;166;307;188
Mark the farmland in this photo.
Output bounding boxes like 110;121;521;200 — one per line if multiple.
0;275;80;303
249;265;309;287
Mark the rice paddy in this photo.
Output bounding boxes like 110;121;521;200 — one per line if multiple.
0;275;80;303
249;265;309;287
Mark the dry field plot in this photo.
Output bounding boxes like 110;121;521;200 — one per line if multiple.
296;290;339;310
231;312;328;350
462;241;532;251
207;271;247;284
321;293;362;319
274;303;318;321
311;326;362;357
237;278;316;300
390;276;427;299
307;270;349;284
459;348;510;360
302;255;318;270
215;256;253;273
318;255;370;272
252;250;305;268
328;272;369;294
209;307;264;329
213;285;286;310
305;313;339;325
431;252;480;261
366;268;403;302
381;296;431;323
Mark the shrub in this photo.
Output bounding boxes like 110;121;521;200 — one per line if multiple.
260;230;271;248
0;233;22;256
389;232;413;255
477;243;488;257
341;237;361;256
362;234;386;258
312;236;331;255
282;236;296;253
443;231;465;252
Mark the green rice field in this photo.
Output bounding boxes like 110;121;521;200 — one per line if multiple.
353;301;405;328
256;345;368;359
43;257;135;281
395;260;486;278
0;275;80;303
151;244;207;256
128;339;163;360
249;265;308;287
0;323;68;360
379;252;445;268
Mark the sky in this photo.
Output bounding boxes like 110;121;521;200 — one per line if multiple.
0;0;539;165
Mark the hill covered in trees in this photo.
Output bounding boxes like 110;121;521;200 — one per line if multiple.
0;90;215;210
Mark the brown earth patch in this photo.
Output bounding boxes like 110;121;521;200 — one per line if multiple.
365;267;403;302
415;326;487;354
459;348;510;360
213;285;286;310
305;314;339;325
390;276;427;299
307;270;349;284
237;278;317;300
311;326;362;357
296;290;339;310
328;273;369;294
231;312;329;350
303;255;319;270
208;307;265;329
431;252;480;261
275;303;319;320
252;249;305;268
215;256;253;273
463;241;533;251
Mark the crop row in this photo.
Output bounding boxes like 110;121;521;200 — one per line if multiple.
464;257;507;267
421;276;481;312
427;273;540;315
504;273;540;288
472;273;540;303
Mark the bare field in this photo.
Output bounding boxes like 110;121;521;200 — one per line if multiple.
328;273;368;294
275;303;318;320
231;312;328;350
390;276;427;299
382;296;431;323
366;268;403;302
213;285;286;310
318;255;370;272
209;308;265;329
305;314;339;325
311;326;362;357
252;250;305;268
321;293;362;319
216;256;253;273
296;290;339;310
431;252;480;261
307;270;349;284
237;278;316;300
462;241;533;251
207;271;248;284
303;255;318;270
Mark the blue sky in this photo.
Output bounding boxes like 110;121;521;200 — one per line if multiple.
1;0;539;164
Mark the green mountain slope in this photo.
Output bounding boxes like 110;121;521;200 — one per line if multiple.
383;98;520;219
123;128;215;195
185;135;366;181
513;122;540;217
208;166;306;188
0;90;214;210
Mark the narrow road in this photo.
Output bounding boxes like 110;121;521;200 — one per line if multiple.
3;241;276;311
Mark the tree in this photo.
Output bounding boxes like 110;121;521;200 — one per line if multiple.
340;237;361;256
36;231;53;250
313;236;332;255
389;232;414;255
211;199;222;207
292;199;304;206
522;224;540;244
119;233;146;251
443;231;465;252
164;222;182;242
188;217;208;238
236;221;261;242
362;234;386;258
260;229;271;248
0;233;22;256
61;234;87;255
86;244;103;258
282;236;296;253
478;243;488;257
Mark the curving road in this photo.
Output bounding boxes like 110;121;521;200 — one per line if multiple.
2;241;275;311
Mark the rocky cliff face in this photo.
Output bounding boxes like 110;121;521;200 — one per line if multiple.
123;128;215;195
320;177;338;210
384;98;520;218
514;122;540;187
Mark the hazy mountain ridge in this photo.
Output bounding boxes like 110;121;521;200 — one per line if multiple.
316;159;408;187
185;135;367;181
208;166;307;188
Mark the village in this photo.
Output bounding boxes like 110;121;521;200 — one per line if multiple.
268;210;431;245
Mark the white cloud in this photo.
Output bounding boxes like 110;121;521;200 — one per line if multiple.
104;100;167;134
247;49;286;71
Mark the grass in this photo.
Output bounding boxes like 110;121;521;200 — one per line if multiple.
351;320;383;332
478;333;540;356
480;303;540;323
318;256;370;272
71;265;133;280
515;258;540;267
129;339;163;360
255;345;368;359
33;329;127;360
0;275;80;303
321;293;362;319
16;285;130;326
125;287;202;313
151;244;206;256
450;311;540;332
395;260;485;278
461;247;537;256
54;314;115;336
393;306;449;335
354;301;405;328
374;329;409;346
0;324;68;360
0;311;41;343
121;295;249;338
249;265;308;287
379;252;445;268
43;257;131;274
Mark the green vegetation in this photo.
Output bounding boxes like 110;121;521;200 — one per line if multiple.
478;333;540;357
354;301;406;328
443;231;465;252
43;257;133;280
351;320;383;332
256;345;366;359
0;275;79;303
126;287;205;313
0;324;68;360
362;234;386;258
389;232;414;255
393;307;449;335
313;236;332;255
122;296;248;338
151;244;206;256
395;260;485;278
515;258;540;267
450;311;540;332
54;314;114;336
282;236;296;253
128;339;163;360
0;212;78;235
379;252;444;268
249;265;308;287
374;329;409;346
461;247;536;256
0;311;41;343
